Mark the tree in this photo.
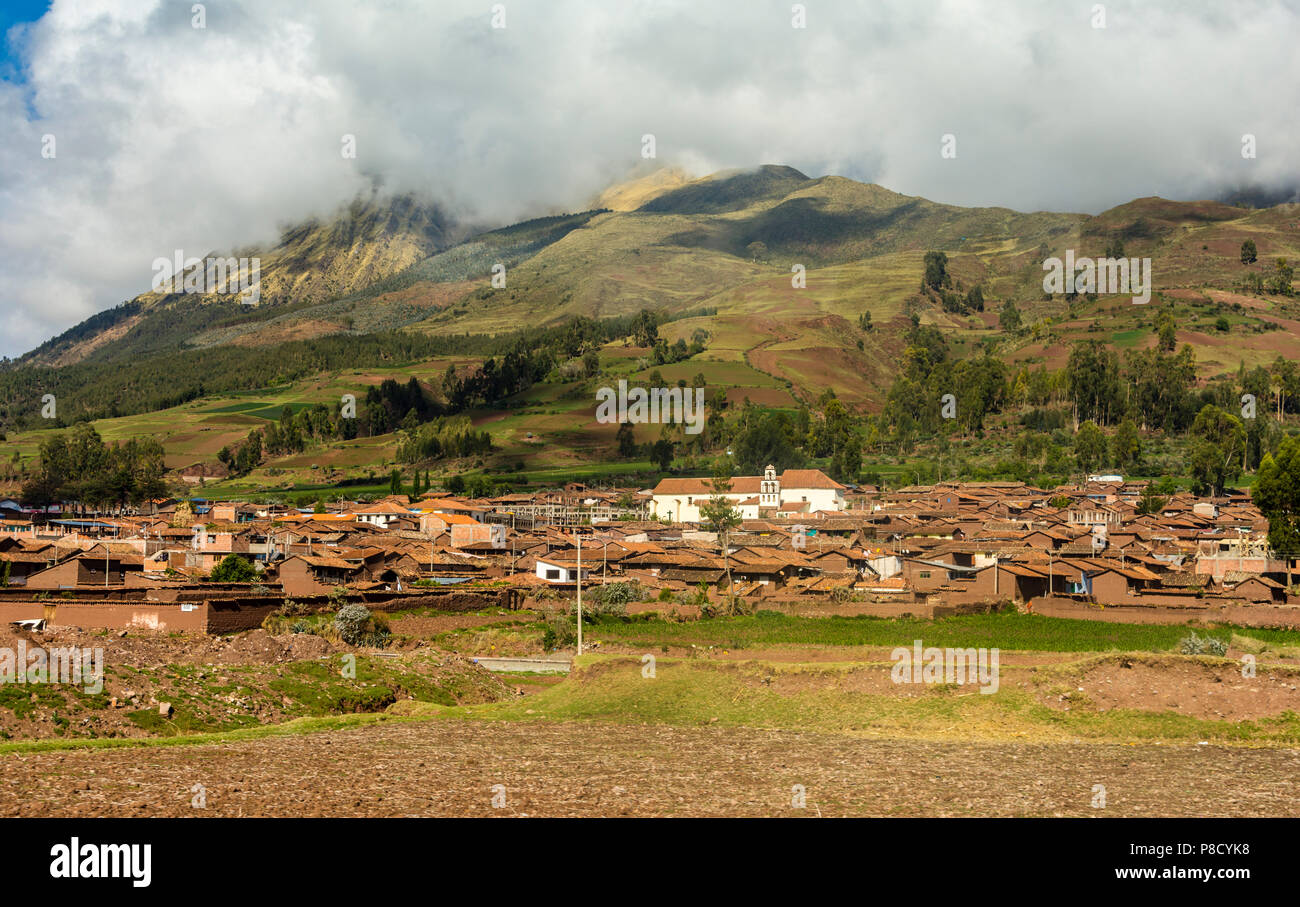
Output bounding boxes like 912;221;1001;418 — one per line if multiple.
632;309;659;347
999;301;1022;333
733;411;804;474
1111;419;1141;471
1188;404;1246;495
744;241;769;261
1104;236;1126;260
615;422;637;458
1067;341;1122;426
1240;239;1258;265
1271;355;1297;420
1074;420;1108;475
1254;437;1300;554
698;462;743;615
1269;257;1295;296
1154;309;1177;352
829;436;861;484
1136;485;1167;516
210;554;258;583
923;251;949;290
649;439;674;471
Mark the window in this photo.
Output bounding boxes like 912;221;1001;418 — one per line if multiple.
545;569;560;580
919;570;931;579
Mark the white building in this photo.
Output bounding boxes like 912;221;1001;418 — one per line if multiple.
535;556;590;584
353;501;414;529
649;465;846;523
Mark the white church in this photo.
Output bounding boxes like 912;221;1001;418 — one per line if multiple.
649;465;847;523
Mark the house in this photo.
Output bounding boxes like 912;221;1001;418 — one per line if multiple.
535;556;590;584
449;521;507;550
649;465;845;522
277;554;365;596
24;551;145;589
353;501;415;529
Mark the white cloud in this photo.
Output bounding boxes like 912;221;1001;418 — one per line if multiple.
1;0;1297;357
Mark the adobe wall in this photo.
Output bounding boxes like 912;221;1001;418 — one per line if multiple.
1028;595;1300;629
0;601;49;623
0;599;208;632
204;599;278;633
360;589;521;612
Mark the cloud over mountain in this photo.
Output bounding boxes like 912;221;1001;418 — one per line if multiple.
1;0;1297;357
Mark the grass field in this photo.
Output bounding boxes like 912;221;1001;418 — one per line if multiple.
431;610;1300;657
420;653;1300;746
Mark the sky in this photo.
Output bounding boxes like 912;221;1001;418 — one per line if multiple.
1;0;1298;358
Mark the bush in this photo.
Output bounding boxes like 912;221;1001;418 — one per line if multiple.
335;604;373;646
275;598;311;617
1179;631;1228;656
541;613;578;650
570;582;643;621
331;686;396;713
587;581;646;608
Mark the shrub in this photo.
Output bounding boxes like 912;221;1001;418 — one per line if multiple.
1179;631;1228;656
541;613;578;650
570;582;643;621
276;598;310;617
331;686;396;713
335;604;373;646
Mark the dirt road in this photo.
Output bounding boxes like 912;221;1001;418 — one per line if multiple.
2;718;1296;817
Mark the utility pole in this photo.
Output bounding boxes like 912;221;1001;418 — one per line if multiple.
575;531;583;657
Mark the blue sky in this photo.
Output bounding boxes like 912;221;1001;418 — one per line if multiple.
0;0;48;82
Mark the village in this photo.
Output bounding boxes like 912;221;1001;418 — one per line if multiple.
2;465;1296;633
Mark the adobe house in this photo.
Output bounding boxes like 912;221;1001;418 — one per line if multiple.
0;541;58;585
25;552;145;589
1220;573;1286;604
277;554;365;596
1080;563;1162;602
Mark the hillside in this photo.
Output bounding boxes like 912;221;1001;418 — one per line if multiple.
20;192;455;368
2;165;1299;494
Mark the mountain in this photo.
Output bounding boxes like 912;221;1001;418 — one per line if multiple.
3;165;1299;486
21;191;454;368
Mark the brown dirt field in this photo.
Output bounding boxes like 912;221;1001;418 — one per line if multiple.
0;623;508;741
1;718;1295;817
0;626;340;668
229;319;347;347
1057;658;1300;721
